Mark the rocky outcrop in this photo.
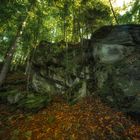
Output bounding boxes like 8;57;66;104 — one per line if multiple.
91;25;140;113
31;40;93;102
31;24;140;113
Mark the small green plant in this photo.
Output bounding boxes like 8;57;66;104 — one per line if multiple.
47;115;56;124
24;130;32;139
11;129;20;140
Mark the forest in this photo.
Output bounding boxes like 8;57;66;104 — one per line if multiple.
0;0;140;139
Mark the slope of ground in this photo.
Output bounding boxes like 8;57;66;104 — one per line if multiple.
0;95;140;140
0;71;140;140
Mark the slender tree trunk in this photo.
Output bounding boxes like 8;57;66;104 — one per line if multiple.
0;28;21;86
109;0;119;24
0;3;34;87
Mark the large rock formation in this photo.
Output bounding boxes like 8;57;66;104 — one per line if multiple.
31;24;140;113
31;40;93;102
91;25;140;113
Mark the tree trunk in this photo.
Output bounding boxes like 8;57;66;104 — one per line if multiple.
109;0;119;24
0;2;34;87
0;29;21;86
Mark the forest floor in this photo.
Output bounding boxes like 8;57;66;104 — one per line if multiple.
0;71;140;140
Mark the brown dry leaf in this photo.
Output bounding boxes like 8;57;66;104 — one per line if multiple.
0;96;140;140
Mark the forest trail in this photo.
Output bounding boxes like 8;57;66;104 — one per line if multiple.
0;71;140;140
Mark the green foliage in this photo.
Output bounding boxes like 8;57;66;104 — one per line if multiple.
117;0;140;24
0;0;138;69
24;130;32;139
11;129;20;140
18;94;51;111
47;115;56;124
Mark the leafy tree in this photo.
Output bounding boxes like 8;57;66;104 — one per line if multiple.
114;0;140;24
0;0;36;86
2;0;137;86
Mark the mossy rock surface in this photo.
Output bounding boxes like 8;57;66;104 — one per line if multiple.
92;25;140;113
31;25;140;113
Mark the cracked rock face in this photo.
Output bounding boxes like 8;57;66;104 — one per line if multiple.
31;41;91;102
31;24;140;113
92;25;140;113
